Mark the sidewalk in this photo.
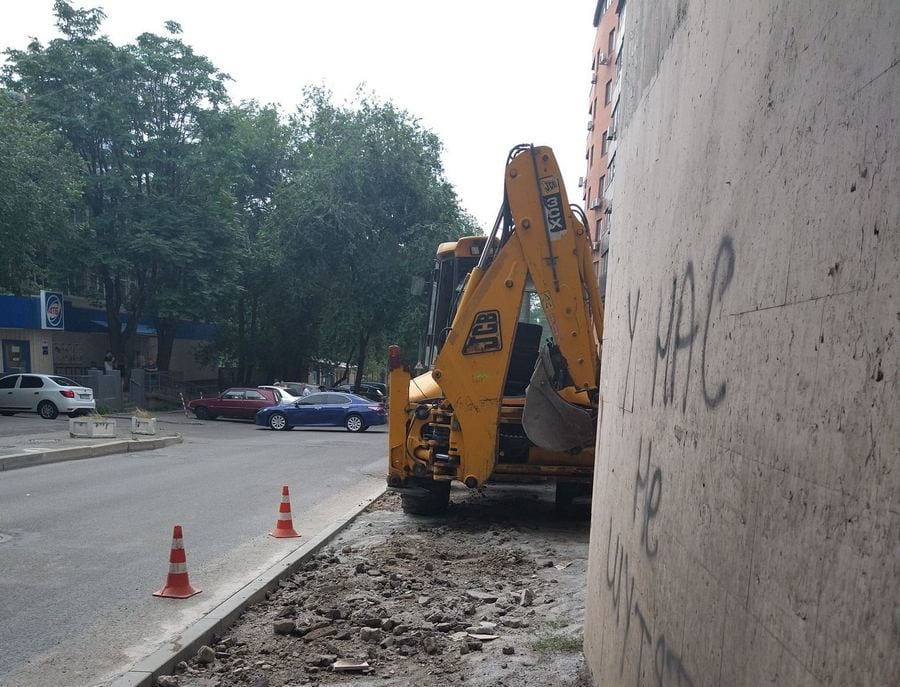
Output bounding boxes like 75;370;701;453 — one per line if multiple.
0;414;184;471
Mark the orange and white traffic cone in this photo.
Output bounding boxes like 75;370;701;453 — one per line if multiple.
270;485;301;538
153;525;202;598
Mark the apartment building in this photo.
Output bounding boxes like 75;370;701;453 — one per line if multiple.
583;0;624;298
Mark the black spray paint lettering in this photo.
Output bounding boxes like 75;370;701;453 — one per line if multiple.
601;436;696;687
649;235;735;412
622;289;641;415
633;437;662;559
701;236;735;408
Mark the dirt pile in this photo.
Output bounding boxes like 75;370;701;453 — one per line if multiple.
169;485;590;687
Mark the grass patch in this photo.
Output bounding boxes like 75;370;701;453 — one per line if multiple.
530;633;583;653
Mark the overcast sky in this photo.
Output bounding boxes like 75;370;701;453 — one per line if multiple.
1;0;596;231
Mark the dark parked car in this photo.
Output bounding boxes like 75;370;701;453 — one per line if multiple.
330;383;385;403
255;392;386;432
187;387;279;420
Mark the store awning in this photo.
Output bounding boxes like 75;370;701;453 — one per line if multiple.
90;319;157;336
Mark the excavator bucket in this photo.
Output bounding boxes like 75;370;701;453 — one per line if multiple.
522;345;596;452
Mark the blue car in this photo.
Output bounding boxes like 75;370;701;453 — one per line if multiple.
255;391;386;432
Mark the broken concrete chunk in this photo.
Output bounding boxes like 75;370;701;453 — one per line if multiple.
194;645;216;665
156;676;180;687
467;633;500;641
359;626;383;643
423;636;440;654
520;588;535;606
465;590;499;604
302;626;337;642
465;638;484;651
272;619;296;635
503;645;516;655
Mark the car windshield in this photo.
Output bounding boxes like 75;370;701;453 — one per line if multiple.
49;376;80;387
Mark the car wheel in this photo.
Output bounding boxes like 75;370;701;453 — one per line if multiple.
344;413;366;433
1;411;14;417
38;401;59;420
194;406;210;420
268;413;289;431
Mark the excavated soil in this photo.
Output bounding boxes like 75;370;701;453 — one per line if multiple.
168;484;591;687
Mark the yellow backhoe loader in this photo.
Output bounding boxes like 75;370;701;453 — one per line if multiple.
387;144;603;514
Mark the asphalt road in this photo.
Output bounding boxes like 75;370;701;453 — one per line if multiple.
0;413;387;687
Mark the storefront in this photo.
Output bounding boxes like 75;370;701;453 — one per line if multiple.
0;292;216;380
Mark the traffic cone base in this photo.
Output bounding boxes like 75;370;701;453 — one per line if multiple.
270;485;301;538
153;525;202;599
153;579;201;599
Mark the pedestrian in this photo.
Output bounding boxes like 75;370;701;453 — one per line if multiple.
301;385;312;397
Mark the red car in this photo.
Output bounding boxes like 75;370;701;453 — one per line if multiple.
187;387;279;421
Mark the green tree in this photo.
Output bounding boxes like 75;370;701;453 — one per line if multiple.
3;2;234;376
200;102;293;383
0;93;80;294
271;88;476;388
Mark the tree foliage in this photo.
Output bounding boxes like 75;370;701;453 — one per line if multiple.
0;94;80;294
1;4;477;387
3;1;235;374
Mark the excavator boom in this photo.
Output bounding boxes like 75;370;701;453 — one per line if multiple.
388;144;604;514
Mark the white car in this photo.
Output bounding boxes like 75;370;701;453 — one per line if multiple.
258;385;300;405
0;373;96;419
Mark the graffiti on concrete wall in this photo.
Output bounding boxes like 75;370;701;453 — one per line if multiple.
601;237;738;684
651;236;736;412
604;436;696;686
620;236;737;415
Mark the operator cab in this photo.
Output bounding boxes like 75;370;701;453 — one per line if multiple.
422;235;548;398
424;236;490;367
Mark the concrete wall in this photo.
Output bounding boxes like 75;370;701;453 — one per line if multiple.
583;2;899;686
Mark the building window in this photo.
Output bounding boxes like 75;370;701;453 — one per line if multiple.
608;28;616;56
595;217;602;243
608;153;616;182
604;79;613;105
601;133;608;156
590;145;594;167
598;175;605;197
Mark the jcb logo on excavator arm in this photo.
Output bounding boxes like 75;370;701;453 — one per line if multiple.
540;175;566;237
463;310;502;354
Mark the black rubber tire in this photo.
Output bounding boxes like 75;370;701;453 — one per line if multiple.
38;401;59;420
401;480;451;516
194;406;210;420
268;412;289;431
1;411;14;417
344;413;366;433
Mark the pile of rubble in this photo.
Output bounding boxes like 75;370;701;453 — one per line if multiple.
165;486;590;687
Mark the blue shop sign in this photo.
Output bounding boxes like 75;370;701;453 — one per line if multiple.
41;290;65;330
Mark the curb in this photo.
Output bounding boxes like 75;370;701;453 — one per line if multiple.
110;487;387;687
0;434;184;472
